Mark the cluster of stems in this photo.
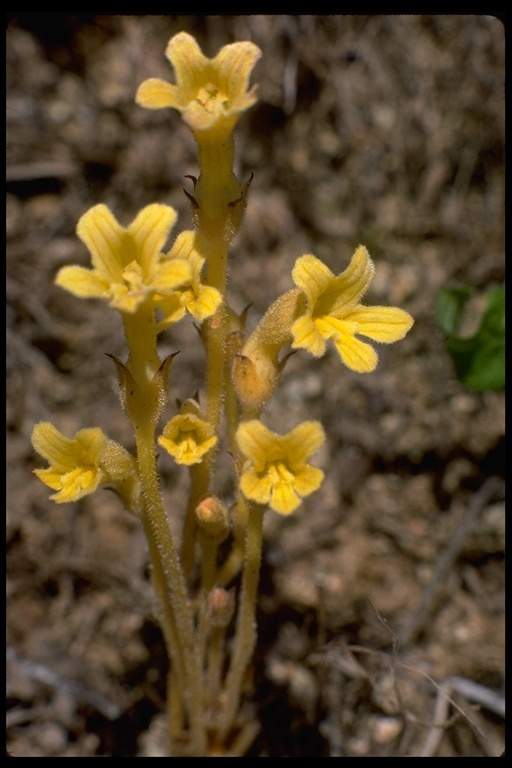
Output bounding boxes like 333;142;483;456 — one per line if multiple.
31;30;413;756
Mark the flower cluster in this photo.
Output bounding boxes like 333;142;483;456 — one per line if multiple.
33;31;414;522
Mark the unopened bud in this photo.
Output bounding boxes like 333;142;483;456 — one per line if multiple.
231;289;306;414
232;351;279;414
195;496;230;541
206;587;235;627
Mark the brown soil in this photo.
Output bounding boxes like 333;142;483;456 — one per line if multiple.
7;15;505;757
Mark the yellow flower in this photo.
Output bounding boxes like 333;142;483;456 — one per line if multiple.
155;231;222;330
236;420;325;515
136;31;261;136
56;204;192;313
291;246;414;373
32;422;108;503
158;400;218;466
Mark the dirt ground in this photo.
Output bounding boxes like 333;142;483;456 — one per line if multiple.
6;15;505;757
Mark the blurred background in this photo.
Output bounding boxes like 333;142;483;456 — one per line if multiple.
7;15;504;756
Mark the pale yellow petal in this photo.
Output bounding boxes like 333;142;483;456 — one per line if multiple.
76;204;125;281
292;254;334;303
291;315;327;357
236;420;275;469
316;245;375;317
269;482;301;515
128;204;177;274
135;78;182;109
284;421;325;466
50;467;102;503
239;469;272;505
56;265;110;300
155;294;186;330
165;32;209;98
33;467;65;491
31;422;78;470
75;428;108;462
329;323;378;373
165;230;200;261
152;259;193;293
345;306;414;342
214;41;261;107
182;284;222;321
292;465;325;497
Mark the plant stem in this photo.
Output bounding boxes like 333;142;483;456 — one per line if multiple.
218;501;264;739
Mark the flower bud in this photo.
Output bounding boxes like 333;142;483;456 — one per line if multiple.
206;586;235;628
195;496;230;541
231;289;306;414
232;351;279;415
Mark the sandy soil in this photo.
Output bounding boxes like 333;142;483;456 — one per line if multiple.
7;14;505;757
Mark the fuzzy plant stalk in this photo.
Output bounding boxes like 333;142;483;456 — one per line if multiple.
31;30;414;757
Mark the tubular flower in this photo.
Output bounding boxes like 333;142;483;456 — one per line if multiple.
291;246;414;373
158;400;218;466
236;420;325;515
136;31;261;136
56;204;192;313
155;231;222;330
31;422;108;503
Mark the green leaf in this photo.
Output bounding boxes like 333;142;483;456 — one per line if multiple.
435;285;474;335
436;284;505;392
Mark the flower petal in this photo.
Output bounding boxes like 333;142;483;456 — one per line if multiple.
291;315;327;357
165;230;202;261
165;32;209;98
155;294;186;330
214;41;261;108
32;422;79;471
292;254;334;303
328;321;379;372
292;465;325;497
181;285;222;321
239;468;272;505
50;467;102;503
128;204;177;275
75;427;109;461
236;420;276;470
55;265;110;300
136;78;182;109
283;421;326;466
76;204;126;281
152;259;193;294
269;482;301;515
316;245;375;317
33;467;66;491
345;305;414;342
